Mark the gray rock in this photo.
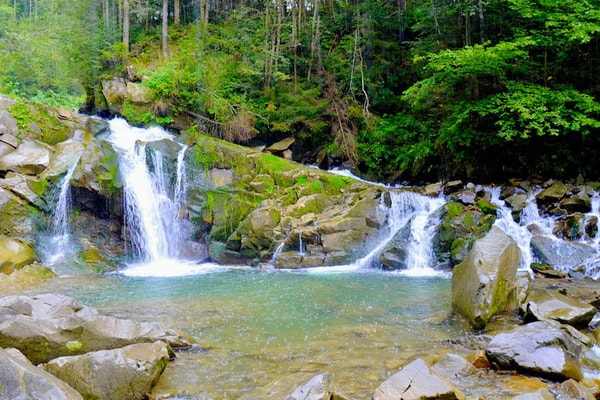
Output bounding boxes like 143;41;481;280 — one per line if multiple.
0;294;190;364
39;139;85;180
536;181;570;204
530;235;596;270
101;78;128;114
44;341;169;400
266;137;295;152
0;139;52;175
451;227;523;330
521;289;597;327
372;358;464;400
238;372;332;400
486;321;583;381
0;348;83;400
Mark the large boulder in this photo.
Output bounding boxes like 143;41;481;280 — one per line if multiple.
486;321;584;381
530;235;596;271
0;235;37;274
43;341;170;400
372;358;465;400
0;348;83;400
451;227;523;330
0;294;190;364
39;138;85;180
101;78;128;114
0;139;52;175
521;289;597;327
432;202;496;267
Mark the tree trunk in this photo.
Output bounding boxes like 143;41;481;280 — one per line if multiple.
123;0;130;53
478;0;484;44
174;0;180;25
162;0;168;58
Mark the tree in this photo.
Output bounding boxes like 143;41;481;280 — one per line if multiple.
162;0;168;57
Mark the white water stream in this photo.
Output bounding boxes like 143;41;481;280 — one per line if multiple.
106;118;207;277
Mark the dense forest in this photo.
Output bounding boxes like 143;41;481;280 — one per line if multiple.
1;0;599;182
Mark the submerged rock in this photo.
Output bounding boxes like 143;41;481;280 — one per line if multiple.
486;320;583;381
451;227;523;330
372;358;465;400
43;341;169;400
0;293;190;364
0;348;83;400
238;372;333;400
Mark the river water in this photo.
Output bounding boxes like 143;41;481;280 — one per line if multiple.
8;264;469;399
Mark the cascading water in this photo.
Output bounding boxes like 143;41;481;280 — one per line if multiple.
42;158;80;264
355;190;446;276
106;118;208;277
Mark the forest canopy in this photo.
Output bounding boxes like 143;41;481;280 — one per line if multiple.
1;0;599;182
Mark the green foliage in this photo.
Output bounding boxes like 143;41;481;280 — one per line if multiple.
121;101;174;126
358;113;435;179
475;82;600;140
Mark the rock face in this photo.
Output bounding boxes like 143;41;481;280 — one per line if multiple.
0;348;83;400
530;235;596;271
0;139;51;175
451;227;523;329
43;341;170;400
0;235;37;274
486;321;584;381
0;294;189;364
372;358;464;400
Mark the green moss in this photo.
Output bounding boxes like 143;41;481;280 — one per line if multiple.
30;178;49;197
321;174;351;195
7;99;70;144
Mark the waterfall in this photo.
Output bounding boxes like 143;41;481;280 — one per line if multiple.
44;158;80;263
106;118;206;276
355;190;445;276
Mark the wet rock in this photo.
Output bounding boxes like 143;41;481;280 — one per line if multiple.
444;180;463;194
451;227;523;330
486;320;583;381
0;294;190;364
423;182;443;197
372;358;465;400
0;139;52;175
449;189;476;205
39;139;85;180
530;235;595;270
378;224;410;270
530;263;566;278
560;191;592;213
536;181;570;204
238;372;333;400
521;289;597;327
0;235;37;274
44;341;169;400
505;194;528;213
0;348;83;400
432;202;496;267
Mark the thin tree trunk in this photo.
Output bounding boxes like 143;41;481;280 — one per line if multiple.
123;0;130;53
174;0;180;25
162;0;168;58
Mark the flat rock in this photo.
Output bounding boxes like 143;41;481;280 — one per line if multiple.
0;139;51;175
486;320;583;381
372;358;465;400
0;294;190;364
521;289;597;327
